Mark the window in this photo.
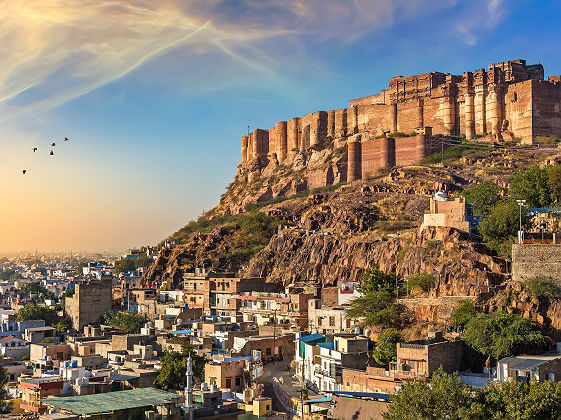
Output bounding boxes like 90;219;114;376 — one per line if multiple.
225;378;232;388
266;405;270;410
266;348;271;355
235;377;241;386
329;317;335;327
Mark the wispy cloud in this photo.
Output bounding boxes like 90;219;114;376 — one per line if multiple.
0;0;456;121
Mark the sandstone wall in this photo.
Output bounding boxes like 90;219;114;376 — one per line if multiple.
532;80;561;138
241;59;561;181
512;244;561;284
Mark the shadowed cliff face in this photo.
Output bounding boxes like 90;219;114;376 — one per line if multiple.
243;226;508;293
144;146;561;331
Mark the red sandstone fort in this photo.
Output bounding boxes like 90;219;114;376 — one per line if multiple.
239;59;561;193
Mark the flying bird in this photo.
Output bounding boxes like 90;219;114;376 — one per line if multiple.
32;147;37;152
64;137;69;141
50;150;54;156
22;170;26;174
51;142;56;147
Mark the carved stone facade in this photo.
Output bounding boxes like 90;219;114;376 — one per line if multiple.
239;59;561;195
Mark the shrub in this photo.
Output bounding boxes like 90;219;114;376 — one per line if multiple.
461;181;502;216
373;328;402;366
450;300;479;328
524;276;560;299
462;312;549;361
405;273;433;293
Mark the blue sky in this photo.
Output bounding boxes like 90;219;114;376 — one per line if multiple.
1;0;559;252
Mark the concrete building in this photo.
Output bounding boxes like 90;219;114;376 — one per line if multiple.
65;278;112;330
311;335;370;392
238;292;313;329
0;319;45;339
205;359;247;392
308;299;358;334
0;335;29;359
390;332;464;379
19;376;66;413
421;195;473;233
23;326;56;344
497;354;561;383
233;333;294;361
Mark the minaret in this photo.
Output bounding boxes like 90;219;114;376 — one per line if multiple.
185;355;194;410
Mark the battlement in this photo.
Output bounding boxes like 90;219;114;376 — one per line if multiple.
239;59;561;196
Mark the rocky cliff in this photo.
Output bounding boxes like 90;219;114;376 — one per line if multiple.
145;134;561;332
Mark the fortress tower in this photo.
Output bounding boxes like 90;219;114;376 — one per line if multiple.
240;59;561;191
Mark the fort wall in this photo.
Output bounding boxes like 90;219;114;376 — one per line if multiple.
240;59;561;195
512;244;561;284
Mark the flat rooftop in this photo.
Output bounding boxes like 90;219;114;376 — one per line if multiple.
42;387;180;415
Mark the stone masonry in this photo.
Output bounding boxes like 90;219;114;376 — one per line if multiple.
240;59;561;191
512;244;561;284
65;278;113;330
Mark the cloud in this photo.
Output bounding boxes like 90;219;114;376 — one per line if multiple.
0;0;456;121
453;0;506;46
456;23;477;46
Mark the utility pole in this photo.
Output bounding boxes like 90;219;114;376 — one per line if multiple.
301;359;305;419
272;308;277;364
516;200;526;244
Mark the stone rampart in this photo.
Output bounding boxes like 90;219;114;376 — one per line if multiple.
512;244;561;284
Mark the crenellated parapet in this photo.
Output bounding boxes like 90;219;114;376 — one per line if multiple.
240;58;561;193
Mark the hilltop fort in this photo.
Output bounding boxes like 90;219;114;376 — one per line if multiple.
237;59;561;196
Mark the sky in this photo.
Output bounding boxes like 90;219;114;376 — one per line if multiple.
1;0;560;253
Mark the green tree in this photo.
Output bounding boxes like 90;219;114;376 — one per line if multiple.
104;311;147;334
462;181;502;216
482;380;561;420
134;255;153;269
405;273;433;293
547;165;561;204
0;366;10;413
17;304;60;326
462;312;549;361
383;367;484;420
373;328;402;366
347;290;398;327
19;282;47;296
361;265;401;294
114;258;137;274
450;300;479;328
509;165;550;208
0;270;16;281
524;276;560;300
479;199;524;242
154;344;206;391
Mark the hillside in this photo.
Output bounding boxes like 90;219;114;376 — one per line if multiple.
145;143;555;286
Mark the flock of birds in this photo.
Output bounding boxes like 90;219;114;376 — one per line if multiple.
22;137;70;174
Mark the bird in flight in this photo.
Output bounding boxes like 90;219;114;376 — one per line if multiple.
50;150;54;156
51;142;56;147
22;170;26;174
32;147;37;152
64;137;70;141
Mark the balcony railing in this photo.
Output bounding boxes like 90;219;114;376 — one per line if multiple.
399;343;425;350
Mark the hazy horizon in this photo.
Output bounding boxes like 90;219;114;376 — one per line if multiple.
2;0;560;252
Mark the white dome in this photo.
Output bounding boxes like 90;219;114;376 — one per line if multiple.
434;190;448;201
